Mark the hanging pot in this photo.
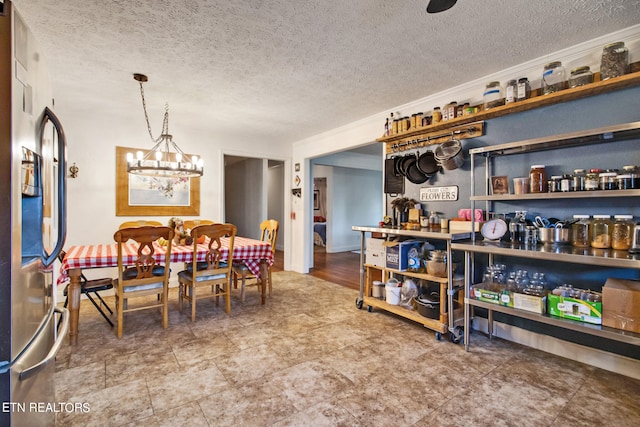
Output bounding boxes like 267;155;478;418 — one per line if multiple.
416;150;440;176
393;155;404;176
398;154;414;177
434;138;464;170
405;157;430;184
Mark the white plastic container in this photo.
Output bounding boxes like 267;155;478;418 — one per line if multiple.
385;282;402;305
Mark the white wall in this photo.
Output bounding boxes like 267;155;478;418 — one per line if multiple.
267;162;285;251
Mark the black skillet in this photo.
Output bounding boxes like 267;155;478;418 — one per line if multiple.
416;150;440;176
398;154;414;177
404;155;430;184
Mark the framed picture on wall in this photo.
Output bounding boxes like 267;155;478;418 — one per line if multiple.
314;190;320;210
115;146;200;216
491;175;509;195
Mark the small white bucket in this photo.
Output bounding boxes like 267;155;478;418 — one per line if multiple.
386;283;402;305
372;281;385;299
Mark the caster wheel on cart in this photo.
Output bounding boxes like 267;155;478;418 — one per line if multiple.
449;326;464;344
367;305;373;312
356;299;363;310
435;332;442;341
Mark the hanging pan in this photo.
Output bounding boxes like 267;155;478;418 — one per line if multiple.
416;150;440;176
434;138;464;170
404;156;430;184
398;154;414;177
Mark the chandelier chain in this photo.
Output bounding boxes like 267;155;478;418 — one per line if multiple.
139;80;161;143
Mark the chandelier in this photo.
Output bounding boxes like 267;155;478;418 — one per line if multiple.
126;73;203;178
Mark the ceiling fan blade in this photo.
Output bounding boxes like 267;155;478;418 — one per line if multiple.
427;0;457;13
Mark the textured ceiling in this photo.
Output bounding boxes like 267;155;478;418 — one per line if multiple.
12;0;640;146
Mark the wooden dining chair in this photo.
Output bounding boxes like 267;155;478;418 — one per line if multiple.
58;250;114;327
183;219;215;230
178;223;236;321
118;220;163;229
112;225;174;338
232;219;278;302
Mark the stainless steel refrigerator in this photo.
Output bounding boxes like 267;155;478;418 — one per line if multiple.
1;2;69;426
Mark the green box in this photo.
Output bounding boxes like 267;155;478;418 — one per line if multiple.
547;294;602;324
471;283;513;307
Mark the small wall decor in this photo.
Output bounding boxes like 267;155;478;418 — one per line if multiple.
491;176;509;195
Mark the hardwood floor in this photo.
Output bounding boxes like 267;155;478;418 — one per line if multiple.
271;249;361;291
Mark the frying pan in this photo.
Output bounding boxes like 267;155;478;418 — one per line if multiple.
404;156;430;184
398;154;414;177
393;155;404;177
416;150;440;176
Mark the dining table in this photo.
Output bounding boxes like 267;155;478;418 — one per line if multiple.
59;236;273;344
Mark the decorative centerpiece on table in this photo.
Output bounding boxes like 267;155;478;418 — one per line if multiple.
168;217;193;246
390;197;419;228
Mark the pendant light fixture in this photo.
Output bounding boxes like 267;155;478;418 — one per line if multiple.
126;73;203;178
426;0;457;13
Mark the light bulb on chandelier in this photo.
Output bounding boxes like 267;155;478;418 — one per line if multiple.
126;73;203;178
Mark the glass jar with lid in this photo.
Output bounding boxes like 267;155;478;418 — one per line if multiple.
569;66;594;88
621;165;639;189
548;175;561;193
432;107;442;123
571;215;591;248
483;82;504;109
428;211;441;231
591;215;612;249
612;215;634;250
542;61;567;94
516;77;531;101
572;169;586;191
530;165;547;193
443;101;457;121
505;79;517;104
601;41;629;80
585;168;602;191
599;172;618;190
560;174;572;192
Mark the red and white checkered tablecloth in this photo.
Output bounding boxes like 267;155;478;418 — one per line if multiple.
58;236;272;284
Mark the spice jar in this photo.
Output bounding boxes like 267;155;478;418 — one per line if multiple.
483;82;504;109
591;215;612;249
585;168;602;191
443;101;457;121
569;66;594;88
621;165;639;189
571;215;591;248
432;107;442;123
612;215;634;250
599;172;618;190
601;41;629;80
505;79;517;104
542;61;567;94
560;174;572;192
548;175;561;193
516;77;531;101
530;164;547;193
572;169;586;191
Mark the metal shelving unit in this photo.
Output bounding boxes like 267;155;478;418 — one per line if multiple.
457;121;640;351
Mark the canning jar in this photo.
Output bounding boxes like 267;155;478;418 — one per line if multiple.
483;82;504;109
548;175;561;193
599;172;618;190
612;214;634;250
569;66;594;88
516;77;531;101
429;211;441;231
621;165;639;189
542;61;567;94
585;168;602;191
530;164;547;193
591;215;612;249
601;41;629;80
560;174;572;192
505;79;517;104
572;169;586;191
432;107;442;123
571;215;591;248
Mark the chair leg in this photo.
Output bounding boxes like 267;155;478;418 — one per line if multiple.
268;268;273;297
117;294;124;338
94;291;114;314
178;281;184;313
191;285;196;322
225;280;231;314
162;287;169;329
240;270;247;302
85;292;114;327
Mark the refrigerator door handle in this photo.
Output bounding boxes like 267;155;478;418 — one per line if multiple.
18;307;69;381
41;107;67;267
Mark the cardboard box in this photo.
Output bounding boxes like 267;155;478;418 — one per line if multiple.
602;278;640;333
384;240;422;271
547;294;602;324
365;238;385;268
448;220;483;232
513;292;546;314
470;283;513;307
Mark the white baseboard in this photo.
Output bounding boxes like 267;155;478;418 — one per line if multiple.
472;318;640;380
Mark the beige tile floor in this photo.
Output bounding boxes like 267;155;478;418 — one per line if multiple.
54;271;640;426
